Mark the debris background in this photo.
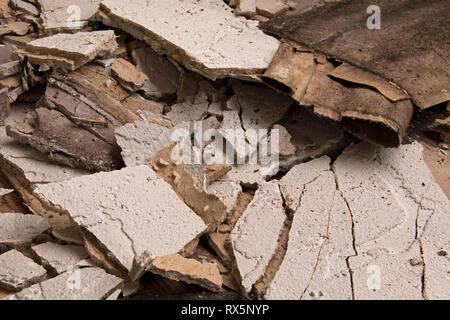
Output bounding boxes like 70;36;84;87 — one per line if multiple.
0;0;448;300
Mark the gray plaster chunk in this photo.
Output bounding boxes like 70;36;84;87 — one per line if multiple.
0;213;51;246
234;83;293;131
279;156;331;211
31;242;89;274
34;166;207;272
115;121;175;167
24;30;117;62
334;141;450;299
0;249;47;291
231;182;285;293
207;181;241;213
349;244;423;300
132;45;181;100
99;0;280;78
38;0;100;32
166;96;209;125
8;267;123;300
10;0;40;16
266;171;353;300
0;104;89;184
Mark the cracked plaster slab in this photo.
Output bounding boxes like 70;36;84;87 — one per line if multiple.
334;141;450;300
6;267;123;300
0;213;50;247
0;249;47;291
231;182;285;293
266;171;353;300
34;165;207;272
99;0;280;79
31;242;89;274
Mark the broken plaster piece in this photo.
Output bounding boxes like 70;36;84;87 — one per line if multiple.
21;31;118;71
148;254;223;292
34;166;207;273
0;249;47;291
334;141;450;300
266;171;354;300
231;182;285;293
0;213;50;247
31;242;89;274
99;0;280;79
38;0;100;32
7;267;123;300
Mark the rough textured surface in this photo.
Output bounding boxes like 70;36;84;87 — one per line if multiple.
38;0;100;32
279;156;331;211
99;0;280;79
231;182;285;293
335;142;450;300
149;254;222;292
35;166;207;272
25;31;117;61
31;242;89;274
0;213;50;246
7;267;123;300
0;249;47;291
267;171;354;300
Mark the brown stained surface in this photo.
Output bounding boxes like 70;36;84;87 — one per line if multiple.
0;170;28;214
261;0;450;110
422;142;450;200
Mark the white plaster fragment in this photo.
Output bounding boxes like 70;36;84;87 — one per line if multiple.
31;242;89;274
231;182;285;293
0;249;47;291
0;213;50;246
35;166;207;272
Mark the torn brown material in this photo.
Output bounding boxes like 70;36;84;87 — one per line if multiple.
261;0;450;110
148;254;223;292
111;58;148;92
263;44;414;147
6;108;122;171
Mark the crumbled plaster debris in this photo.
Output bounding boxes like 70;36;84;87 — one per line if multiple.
38;0;100;32
20;31;118;71
334;141;450;300
31;242;89;274
6;267;123;300
231;182;285;293
35;165;207;274
148;254;223;292
111;58;148;92
166;94;209;125
0;249;47;291
266;171;354;300
0;213;50;247
99;0;280;79
114;120;177;167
